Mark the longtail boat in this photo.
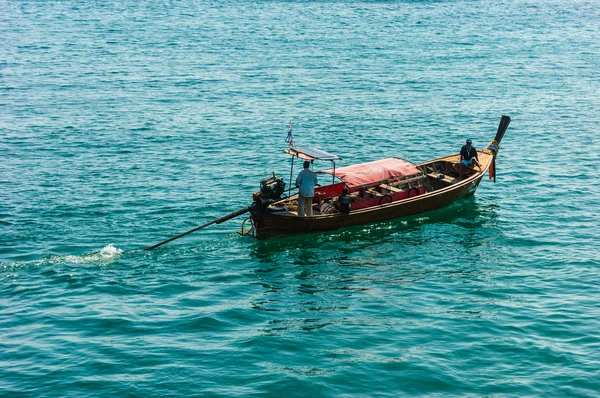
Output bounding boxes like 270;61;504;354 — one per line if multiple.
144;116;510;249
246;115;510;239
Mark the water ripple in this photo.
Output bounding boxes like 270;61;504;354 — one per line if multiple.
2;0;600;396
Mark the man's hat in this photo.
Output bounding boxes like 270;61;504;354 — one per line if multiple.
466;139;472;144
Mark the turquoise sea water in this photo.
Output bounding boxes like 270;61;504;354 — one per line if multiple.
2;0;600;396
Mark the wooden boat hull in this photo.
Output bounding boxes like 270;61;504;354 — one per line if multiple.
250;153;491;239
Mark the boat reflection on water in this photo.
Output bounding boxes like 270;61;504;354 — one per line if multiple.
249;196;500;262
246;197;504;337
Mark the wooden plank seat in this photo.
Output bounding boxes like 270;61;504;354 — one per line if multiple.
389;175;428;190
426;173;457;185
379;184;403;194
365;188;383;197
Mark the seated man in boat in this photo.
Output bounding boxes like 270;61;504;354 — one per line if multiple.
295;160;318;217
460;139;480;169
337;186;351;214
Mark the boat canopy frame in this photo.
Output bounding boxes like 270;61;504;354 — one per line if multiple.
283;147;342;199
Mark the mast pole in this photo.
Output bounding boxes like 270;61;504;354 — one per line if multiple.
288;155;295;199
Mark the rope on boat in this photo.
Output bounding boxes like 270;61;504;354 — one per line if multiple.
488;139;500;156
239;216;254;236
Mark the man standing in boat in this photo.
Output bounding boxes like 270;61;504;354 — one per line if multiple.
460;139;480;169
296;161;318;217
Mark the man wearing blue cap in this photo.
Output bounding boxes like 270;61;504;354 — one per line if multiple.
460;139;480;169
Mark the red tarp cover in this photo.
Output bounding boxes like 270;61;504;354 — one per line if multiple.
322;158;420;189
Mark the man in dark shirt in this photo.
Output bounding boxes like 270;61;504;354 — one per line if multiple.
460;139;480;169
338;186;351;214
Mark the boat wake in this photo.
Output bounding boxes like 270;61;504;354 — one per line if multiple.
60;244;124;264
1;244;125;273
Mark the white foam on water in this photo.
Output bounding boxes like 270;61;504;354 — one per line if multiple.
62;244;124;264
1;245;126;272
99;244;124;258
1;245;126;275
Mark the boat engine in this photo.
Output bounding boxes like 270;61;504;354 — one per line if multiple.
253;174;286;206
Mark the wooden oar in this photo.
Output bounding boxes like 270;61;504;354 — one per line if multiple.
144;205;255;251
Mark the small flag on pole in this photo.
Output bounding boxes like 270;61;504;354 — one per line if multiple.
285;121;293;147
